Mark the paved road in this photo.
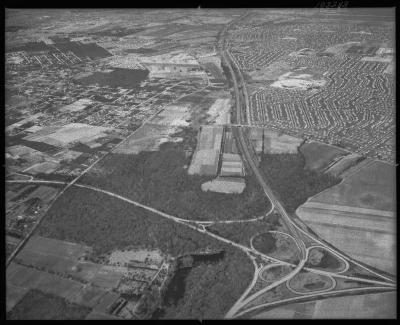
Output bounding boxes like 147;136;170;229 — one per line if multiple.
5;80;211;268
218;12;395;318
7;178;394;292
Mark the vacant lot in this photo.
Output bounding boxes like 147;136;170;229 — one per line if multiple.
7;289;91;320
300;141;348;172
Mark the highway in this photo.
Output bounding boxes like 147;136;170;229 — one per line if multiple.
219;22;308;264
5;11;395;318
7;179;393;290
218;11;395;318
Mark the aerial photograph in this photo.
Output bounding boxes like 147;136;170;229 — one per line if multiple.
5;7;396;319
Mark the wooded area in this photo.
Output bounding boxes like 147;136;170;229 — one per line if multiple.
38;187;254;318
81;128;270;221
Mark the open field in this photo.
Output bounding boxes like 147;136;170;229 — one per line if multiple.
6;284;29;312
201;177;246;194
7;262;85;301
297;218;395;274
300;141;348;172
60;98;93;113
288;270;334;293
20;235;90;258
263;129;303;154
114;123;181;155
309;160;395;211
24;123;112;147
207;98;231;125
7;289;91;320
251;291;396;319
297;160;395;273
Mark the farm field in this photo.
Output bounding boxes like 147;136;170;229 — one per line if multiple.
7;234;179;319
7;289;91;320
297;160;395;274
308;160;395;211
300;141;348;172
251;291;396;319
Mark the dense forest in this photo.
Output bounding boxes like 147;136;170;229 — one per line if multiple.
38;187;254;318
259;151;341;213
81;128;270;221
162;247;253;319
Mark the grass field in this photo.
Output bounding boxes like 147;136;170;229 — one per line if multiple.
250;291;396;319
300;141;348;172
7;289;91;320
288;270;333;293
311;160;395;211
